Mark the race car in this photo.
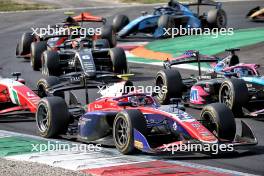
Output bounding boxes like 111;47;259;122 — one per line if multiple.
155;49;264;117
40;37;128;77
246;6;264;21
0;72;40;117
35;78;257;155
112;0;227;38
16;12;116;68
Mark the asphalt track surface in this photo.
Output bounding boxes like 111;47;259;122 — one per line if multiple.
0;1;264;175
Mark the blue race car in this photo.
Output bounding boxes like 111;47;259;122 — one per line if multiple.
112;0;227;38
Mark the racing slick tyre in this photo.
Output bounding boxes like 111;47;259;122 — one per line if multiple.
158;15;175;37
19;32;35;57
109;47;128;74
200;103;236;141
101;25;116;47
31;41;47;71
41;50;61;76
207;9;227;29
219;78;249;117
93;39;110;49
113;109;147;154
37;76;64;98
112;15;130;33
155;69;184;104
36;97;70;138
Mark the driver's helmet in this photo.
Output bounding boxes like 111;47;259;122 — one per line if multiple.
64;16;79;27
128;95;146;106
168;0;180;9
214;61;225;72
233;68;250;77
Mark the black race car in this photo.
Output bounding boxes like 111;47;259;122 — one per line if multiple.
16;12;116;70
39;36;128;80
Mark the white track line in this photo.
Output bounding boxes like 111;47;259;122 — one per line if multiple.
0;121;257;175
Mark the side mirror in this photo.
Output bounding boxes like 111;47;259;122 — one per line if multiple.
170;98;185;112
170;98;181;104
11;72;21;81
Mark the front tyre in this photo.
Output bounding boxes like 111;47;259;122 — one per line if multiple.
207;9;227;29
31;41;47;71
41;50;61;76
36;97;70;138
37;76;64;98
101;25;116;47
110;47;128;74
112;15;130;33
155;69;183;104
219;78;249;117
200;103;236;141
113;110;147;154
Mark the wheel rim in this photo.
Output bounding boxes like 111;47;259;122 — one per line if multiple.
37;104;49;133
220;85;233;108
217;14;226;27
201;112;218;136
114;117;128;147
156;76;166;100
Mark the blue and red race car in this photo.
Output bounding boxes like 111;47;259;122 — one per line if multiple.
35;79;257;155
112;0;227;38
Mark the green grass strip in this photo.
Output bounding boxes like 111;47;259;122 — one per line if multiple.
146;27;264;57
0;136;70;157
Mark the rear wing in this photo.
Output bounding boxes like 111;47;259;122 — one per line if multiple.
185;0;221;7
73;12;106;23
164;50;219;75
183;0;222;15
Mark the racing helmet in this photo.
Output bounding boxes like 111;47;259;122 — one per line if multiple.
233;68;250;77
64;16;79;26
168;0;180;9
128;95;147;106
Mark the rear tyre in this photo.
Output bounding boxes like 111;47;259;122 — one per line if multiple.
112;15;130;32
113;109;147;154
219;78;249;117
155;69;183;104
19;32;35;56
93;39;110;49
207;9;227;29
36;97;69;138
109;47;128;74
37;76;64;98
101;25;116;47
200;103;236;141
31;41;47;71
41;51;61;76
